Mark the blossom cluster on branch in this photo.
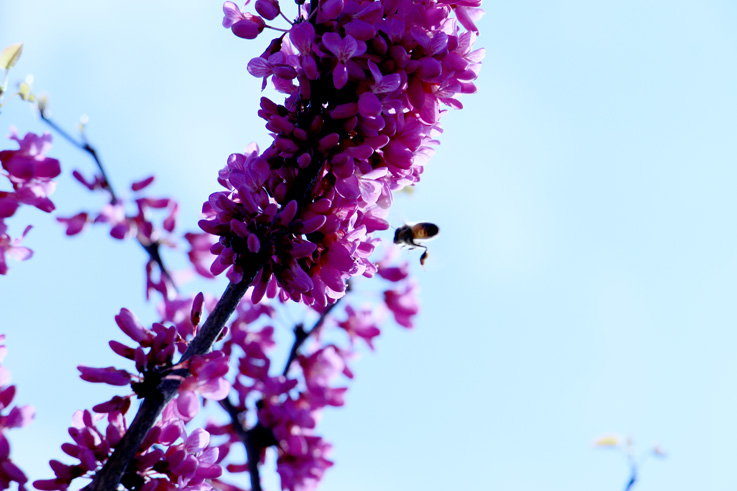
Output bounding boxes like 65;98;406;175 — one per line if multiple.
0;335;34;491
35;302;228;491
0;130;60;275
0;0;483;489
203;245;419;491
203;0;483;307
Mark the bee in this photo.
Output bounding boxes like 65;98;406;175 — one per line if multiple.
393;222;439;266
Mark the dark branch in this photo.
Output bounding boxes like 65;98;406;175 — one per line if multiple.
282;283;347;377
219;398;263;491
141;241;178;295
85;269;258;491
219;398;278;491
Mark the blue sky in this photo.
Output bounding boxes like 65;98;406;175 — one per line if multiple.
2;1;737;490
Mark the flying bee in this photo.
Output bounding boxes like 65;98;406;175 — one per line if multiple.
393;222;439;266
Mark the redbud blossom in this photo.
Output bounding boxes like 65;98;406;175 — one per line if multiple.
208;0;484;310
0;335;33;490
0;224;32;275
0;130;60;213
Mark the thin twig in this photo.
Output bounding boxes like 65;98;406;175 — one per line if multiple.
39;112;118;203
624;455;637;491
282;284;347;377
218;398;278;491
39;112;181;294
219;397;263;491
141;241;179;296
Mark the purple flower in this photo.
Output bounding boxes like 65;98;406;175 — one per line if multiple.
0;224;32;276
223;2;266;40
204;0;482;310
337;305;382;349
384;280;420;328
321;33;366;90
0;336;32;490
0;130;60;213
179;351;232;402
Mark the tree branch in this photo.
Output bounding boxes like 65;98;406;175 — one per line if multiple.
85;269;258;491
218;398;278;491
40;112;181;294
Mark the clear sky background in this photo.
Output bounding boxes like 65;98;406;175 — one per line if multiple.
2;1;737;490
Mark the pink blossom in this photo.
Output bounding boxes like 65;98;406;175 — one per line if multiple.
300;347;350;407
203;0;482;312
77;366;132;386
0;336;32;491
0;224;33;276
0;130;60;213
63;171;182;299
184;232;217;279
36;405;222;491
223;3;266;40
337;305;382;349
56;212;89;236
222;1;247;27
254;0;279;20
179;351;231;402
384;280;421;328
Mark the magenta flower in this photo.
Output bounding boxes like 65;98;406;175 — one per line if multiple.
0;130;60;213
223;1;266;39
205;0;482;311
35;405;222;491
179;351;232;402
0;224;33;276
254;0;279;20
0;194;19;219
337;305;382;349
77;366;132;386
184;232;217;279
56;212;89;236
384;280;420;328
320;33;366;90
61;169;182;299
222;1;246;27
0;335;33;491
299;346;350;407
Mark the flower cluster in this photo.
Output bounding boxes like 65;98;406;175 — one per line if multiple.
36;304;230;491
201;0;483;306
33;405;222;491
0;335;34;491
0;129;61;274
204;247;418;491
82;305;231;404
209;299;339;491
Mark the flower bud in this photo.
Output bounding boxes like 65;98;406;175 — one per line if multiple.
231;16;265;39
255;0;280;20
